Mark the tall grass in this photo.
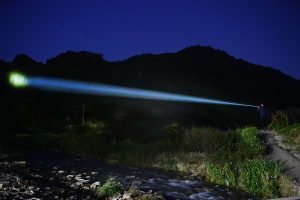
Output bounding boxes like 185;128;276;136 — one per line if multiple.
96;177;122;198
268;110;300;149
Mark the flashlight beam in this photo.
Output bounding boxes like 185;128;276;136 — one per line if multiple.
11;73;258;108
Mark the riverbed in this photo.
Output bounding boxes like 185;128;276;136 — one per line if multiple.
0;152;254;199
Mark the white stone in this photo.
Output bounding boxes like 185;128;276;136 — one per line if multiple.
90;181;100;189
122;192;132;199
91;171;98;175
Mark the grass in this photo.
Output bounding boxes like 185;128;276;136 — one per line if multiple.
2;120;297;198
96;177;122;198
268;110;300;151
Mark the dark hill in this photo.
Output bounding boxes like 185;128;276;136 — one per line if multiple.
1;46;300;132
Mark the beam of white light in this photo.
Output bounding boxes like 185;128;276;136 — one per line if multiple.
9;72;258;108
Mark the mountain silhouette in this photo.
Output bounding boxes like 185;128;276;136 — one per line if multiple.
1;45;300;131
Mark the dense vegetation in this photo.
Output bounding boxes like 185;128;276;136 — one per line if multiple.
2;122;296;198
269;110;300;151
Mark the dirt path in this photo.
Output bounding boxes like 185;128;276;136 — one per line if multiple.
262;131;300;184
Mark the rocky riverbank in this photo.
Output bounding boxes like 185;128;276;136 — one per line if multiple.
0;151;251;199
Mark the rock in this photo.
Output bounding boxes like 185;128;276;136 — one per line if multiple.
66;175;74;179
122;192;132;199
125;175;135;179
154;191;163;196
0;183;2;189
58;170;65;174
13;161;26;165
85;176;90;179
111;193;122;200
32;174;42;178
28;186;34;190
82;186;90;190
90;181;100;189
29;190;35;195
75;177;85;182
71;182;83;188
91;171;98;175
49;177;55;181
12;186;20;192
131;180;142;186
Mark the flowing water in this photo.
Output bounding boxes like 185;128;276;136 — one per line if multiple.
7;152;254;200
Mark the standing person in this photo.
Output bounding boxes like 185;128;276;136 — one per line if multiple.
257;104;268;130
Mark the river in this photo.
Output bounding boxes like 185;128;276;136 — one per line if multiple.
0;152;255;199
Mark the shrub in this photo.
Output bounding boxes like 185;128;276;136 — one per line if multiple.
96;177;122;197
78;120;106;135
113;139;144;165
277;123;300;147
180;127;224;153
279;175;298;197
163;123;184;144
269;111;289;131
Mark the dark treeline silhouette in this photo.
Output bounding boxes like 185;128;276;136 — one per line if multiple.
1;45;300;133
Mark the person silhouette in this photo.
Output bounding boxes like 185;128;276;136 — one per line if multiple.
257;104;268;130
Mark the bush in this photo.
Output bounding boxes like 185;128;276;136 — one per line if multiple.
277;123;300;146
269;111;289;131
180;127;225;153
163;123;184;144
112;139;144;165
77;120;106;135
96;177;122;197
167;126;264;162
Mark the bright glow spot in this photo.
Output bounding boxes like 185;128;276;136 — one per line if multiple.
9;72;28;87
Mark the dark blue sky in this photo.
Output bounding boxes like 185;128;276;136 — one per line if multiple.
1;0;300;79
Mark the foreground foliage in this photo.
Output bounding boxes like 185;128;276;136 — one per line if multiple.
4;121;297;198
269;110;300;151
96;177;122;198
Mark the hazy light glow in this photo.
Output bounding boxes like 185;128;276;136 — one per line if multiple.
9;72;28;87
10;73;258;108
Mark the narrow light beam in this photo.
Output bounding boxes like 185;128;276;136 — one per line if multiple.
9;73;258;108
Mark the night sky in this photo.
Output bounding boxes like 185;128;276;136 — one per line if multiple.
1;0;300;79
